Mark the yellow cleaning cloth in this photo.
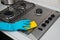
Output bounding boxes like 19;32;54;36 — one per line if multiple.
30;21;37;28
27;21;37;30
23;21;37;30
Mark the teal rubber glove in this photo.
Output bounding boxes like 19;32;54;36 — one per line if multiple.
0;19;31;31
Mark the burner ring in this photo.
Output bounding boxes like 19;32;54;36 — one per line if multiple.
4;11;14;17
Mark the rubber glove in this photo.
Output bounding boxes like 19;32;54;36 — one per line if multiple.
0;19;31;31
11;19;31;31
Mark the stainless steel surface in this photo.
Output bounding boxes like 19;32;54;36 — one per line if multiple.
1;0;23;5
28;11;60;40
0;1;60;40
1;0;15;5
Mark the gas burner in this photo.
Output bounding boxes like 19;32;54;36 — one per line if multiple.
12;1;26;10
4;11;14;17
0;1;35;23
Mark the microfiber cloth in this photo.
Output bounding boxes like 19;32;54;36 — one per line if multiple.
0;19;37;31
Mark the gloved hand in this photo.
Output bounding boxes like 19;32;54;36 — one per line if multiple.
0;19;31;31
12;19;31;31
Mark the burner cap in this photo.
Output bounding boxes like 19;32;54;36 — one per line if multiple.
4;11;14;17
18;3;26;10
20;2;26;7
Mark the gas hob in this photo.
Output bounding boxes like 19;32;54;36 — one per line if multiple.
0;1;60;40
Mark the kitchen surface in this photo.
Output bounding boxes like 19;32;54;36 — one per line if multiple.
0;0;60;40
